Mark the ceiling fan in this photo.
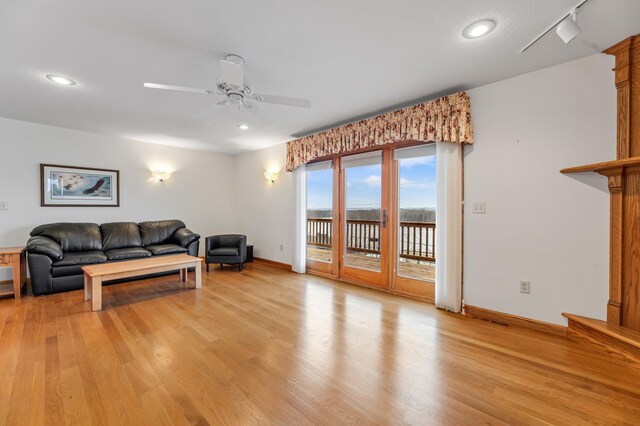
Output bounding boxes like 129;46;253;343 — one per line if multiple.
144;54;311;110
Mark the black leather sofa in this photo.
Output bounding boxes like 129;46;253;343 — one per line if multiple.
26;220;200;295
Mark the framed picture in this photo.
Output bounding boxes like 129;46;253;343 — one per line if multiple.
40;164;120;207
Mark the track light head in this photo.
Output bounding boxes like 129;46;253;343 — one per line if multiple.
556;11;581;44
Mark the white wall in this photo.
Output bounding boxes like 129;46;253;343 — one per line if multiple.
0;118;236;280
464;53;615;325
232;53;616;326
233;143;294;264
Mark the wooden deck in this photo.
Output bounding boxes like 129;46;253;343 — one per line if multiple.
1;262;640;424
307;246;435;281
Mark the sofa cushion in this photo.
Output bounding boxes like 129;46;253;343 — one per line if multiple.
145;244;188;256
208;248;239;257
51;264;84;278
53;251;107;267
139;220;185;246
101;222;143;250
30;223;102;252
105;247;152;261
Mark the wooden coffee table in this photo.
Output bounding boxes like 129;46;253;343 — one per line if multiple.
82;254;202;311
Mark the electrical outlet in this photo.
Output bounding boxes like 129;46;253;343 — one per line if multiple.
472;202;486;214
0;202;7;211
520;280;531;294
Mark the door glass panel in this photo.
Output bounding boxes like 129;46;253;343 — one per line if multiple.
342;152;382;272
395;145;436;282
306;161;333;263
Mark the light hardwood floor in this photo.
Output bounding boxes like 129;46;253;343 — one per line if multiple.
1;263;639;425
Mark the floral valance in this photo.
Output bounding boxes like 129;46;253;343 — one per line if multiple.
285;91;474;171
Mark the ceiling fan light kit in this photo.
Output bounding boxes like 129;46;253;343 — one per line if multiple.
143;53;311;112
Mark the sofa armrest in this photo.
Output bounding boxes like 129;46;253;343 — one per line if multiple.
26;236;63;260
27;253;53;295
237;235;247;262
173;228;200;247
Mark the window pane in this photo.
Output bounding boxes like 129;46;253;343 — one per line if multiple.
397;151;436;282
306;164;333;263
344;153;382;272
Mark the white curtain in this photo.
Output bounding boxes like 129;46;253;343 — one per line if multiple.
435;142;463;312
292;165;307;273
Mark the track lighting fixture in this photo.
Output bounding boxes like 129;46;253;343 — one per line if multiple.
556;10;581;44
520;0;590;53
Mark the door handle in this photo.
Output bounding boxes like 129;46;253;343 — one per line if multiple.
382;209;387;228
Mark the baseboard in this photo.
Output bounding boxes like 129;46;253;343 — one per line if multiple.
253;257;292;271
464;305;567;337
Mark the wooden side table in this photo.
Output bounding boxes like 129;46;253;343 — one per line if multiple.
0;247;27;299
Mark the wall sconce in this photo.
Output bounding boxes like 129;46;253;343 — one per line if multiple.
151;170;172;182
264;171;279;183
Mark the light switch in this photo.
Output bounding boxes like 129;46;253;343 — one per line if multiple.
0;202;7;211
472;202;486;214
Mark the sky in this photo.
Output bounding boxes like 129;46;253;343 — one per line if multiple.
306;155;436;210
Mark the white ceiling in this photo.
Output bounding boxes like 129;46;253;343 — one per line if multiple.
1;0;639;154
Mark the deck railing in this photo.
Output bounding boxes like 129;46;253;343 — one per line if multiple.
307;218;435;262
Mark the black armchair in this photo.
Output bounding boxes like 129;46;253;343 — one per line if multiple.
205;234;247;271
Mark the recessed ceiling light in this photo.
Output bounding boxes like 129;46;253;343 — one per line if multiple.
237;123;249;130
46;74;76;86
462;20;496;39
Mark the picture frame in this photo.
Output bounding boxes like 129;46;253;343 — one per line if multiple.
40;164;120;207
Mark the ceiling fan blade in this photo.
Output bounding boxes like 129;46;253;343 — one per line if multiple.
220;60;244;87
143;82;218;94
250;93;311;108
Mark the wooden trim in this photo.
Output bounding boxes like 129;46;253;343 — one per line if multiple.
339;154;387;287
564;313;640;365
390;276;435;302
305;158;340;278
305;269;335;280
305;258;332;275
464;305;567;337
331;158;340;277
602;37;633;56
253;257;292;271
388;154;436;302
608;172;624;325
334;274;434;303
560;156;640;174
307;140;429;165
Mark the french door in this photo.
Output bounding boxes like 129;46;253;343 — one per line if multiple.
306;144;437;301
340;151;390;288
